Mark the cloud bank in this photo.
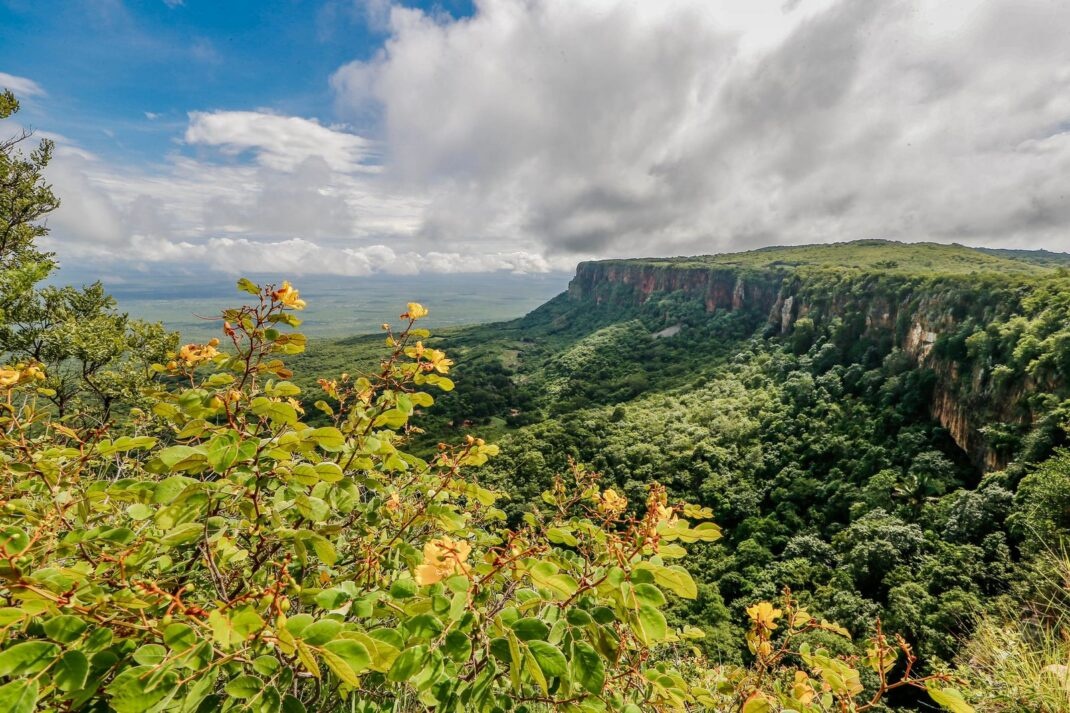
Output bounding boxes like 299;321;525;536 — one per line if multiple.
29;0;1070;275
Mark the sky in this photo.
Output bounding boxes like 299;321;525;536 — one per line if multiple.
1;0;1069;279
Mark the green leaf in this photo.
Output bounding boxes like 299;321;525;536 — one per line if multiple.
301;619;343;646
390;578;417;600
308;427;345;452
54;650;89;692
322;640;371;686
160;623;196;652
524;646;549;695
546;527;578;547
631;603;668;645
133;643;167;665
282;695;307;713
127;503;153;520
237;277;260;295
570;642;605;695
106;665;180;713
441;630;472;662
0;679;38;713
0;527;28;556
253;655;280;677
511;618;550;642
225;675;263;699
250;397;298;426
634;562;697;599
161;522;203;546
388;645;428;682
527;641;567;678
927;683;976;713
0;641;60;675
43;614;87;643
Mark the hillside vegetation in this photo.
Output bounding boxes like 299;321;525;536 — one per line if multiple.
293;239;1070;710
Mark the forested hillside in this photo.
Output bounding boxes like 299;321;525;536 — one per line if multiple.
295;240;1070;707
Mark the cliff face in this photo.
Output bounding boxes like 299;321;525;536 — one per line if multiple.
568;260;1051;472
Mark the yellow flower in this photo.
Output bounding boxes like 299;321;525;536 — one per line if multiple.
598;489;628;517
656;504;678;525
272;281;307;310
0;368;21;388
426;348;453;374
746;601;783;631
386;491;401;512
178;343;220;366
403;302;428;320
414;537;472;585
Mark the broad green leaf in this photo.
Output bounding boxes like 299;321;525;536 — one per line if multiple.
224;675;263;699
511;618;550;642
0;679;38;713
527;640;568;678
321;640;371;686
133;643;167;665
163;623;197;652
309;427;345;452
43;615;87;643
54;650;89;692
106;666;180;713
631;603;668;645
570;642;605;695
301;619;343;646
0;641;59;676
388;646;428;682
927;683;976;713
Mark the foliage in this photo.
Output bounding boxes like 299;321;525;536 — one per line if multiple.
0;284;732;711
0;91;177;423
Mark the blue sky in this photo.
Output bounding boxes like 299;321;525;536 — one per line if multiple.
1;1;1068;278
1;0;472;164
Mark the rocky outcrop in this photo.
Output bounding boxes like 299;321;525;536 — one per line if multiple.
567;259;1050;472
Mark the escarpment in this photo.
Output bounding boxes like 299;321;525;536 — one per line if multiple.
567;252;1069;472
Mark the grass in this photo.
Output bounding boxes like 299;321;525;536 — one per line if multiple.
594;239;1068;278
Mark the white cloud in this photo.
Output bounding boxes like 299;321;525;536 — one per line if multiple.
185;111;376;173
33;0;1070;278
0;72;46;98
331;0;1070;255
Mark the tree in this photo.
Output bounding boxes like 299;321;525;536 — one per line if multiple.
0;90;58;328
0;91;176;421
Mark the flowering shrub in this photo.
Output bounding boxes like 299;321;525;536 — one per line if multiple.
0;281;973;712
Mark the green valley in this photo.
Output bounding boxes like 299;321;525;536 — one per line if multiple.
293;239;1070;704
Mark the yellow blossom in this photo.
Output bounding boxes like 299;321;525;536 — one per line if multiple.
656;504;678;525
272;281;307;310
403;302;428;320
598;489;628;517
178;342;220;366
746;601;783;631
0;368;20;388
414;537;472;585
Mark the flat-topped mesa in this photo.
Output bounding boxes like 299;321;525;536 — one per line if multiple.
566;244;1070;473
568;260;783;313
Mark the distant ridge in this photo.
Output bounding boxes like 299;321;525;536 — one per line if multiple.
593;239;1066;278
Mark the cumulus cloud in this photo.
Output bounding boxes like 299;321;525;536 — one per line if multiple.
41;113;565;276
185;111;375;173
0;72;46;97
333;0;1070;255
32;0;1070;278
